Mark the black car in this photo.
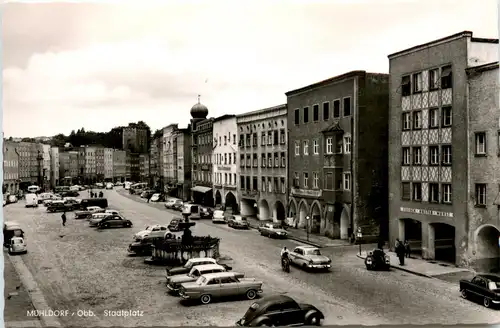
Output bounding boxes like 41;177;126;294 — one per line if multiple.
97;215;132;229
236;295;324;326
168;218;182;232
78;198;108;210
460;274;500;308
200;207;213;219
128;236;162;255
365;248;391;270
60;191;80;197
47;200;77;212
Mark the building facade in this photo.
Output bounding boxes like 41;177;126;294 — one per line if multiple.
287;71;389;240
163;124;179;191
104;148;114;181
84;146;97;183
122;123;149;153
175;129;192;201
41;144;51;190
139;154;150;182
50;147;60;187
213;115;239;211
95;147;104;181
388;31;499;267
237;106;289;221
130;152;140;182
150;136;161;187
113;150;127;182
76;147;85;184
29;142;43;186
125;152;131;181
16;142;31;189
3;141;19;193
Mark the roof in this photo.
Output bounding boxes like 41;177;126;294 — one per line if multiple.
296;245;318;249
285;71;366;96
388;31;499;59
466;61;499;75
201;272;240;280
256;294;295;306
213;114;236;123
189;257;217;263
191;264;225;271
236;104;287;119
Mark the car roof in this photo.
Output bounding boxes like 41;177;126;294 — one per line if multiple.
296;245;317;249
189;257;216;263
11;236;24;241
201;272;240;280
4;222;21;229
192;264;224;271
92;213;110;217
255;295;297;307
478;273;500;281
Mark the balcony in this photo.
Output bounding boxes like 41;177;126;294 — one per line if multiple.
323;154;344;168
241;189;259;198
290;188;322;198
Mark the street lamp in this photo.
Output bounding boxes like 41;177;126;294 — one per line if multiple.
306;216;310;241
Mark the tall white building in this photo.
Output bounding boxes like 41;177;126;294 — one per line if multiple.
42;144;51;188
212;114;239;211
163;124;179;189
104;148;114;180
50;147;59;187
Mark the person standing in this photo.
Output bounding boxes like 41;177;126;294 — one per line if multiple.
61;211;67;227
404;240;411;258
395;238;405;265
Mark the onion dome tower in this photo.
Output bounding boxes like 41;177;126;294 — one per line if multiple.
190;95;209;120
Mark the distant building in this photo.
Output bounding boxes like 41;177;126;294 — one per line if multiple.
95;147;105;181
175;128;192;201
16;142;31;189
149;136;163;188
42;144;51;190
50;147;59;187
163;124;179;190
3;141;19;193
104;148;114;181
139;154;150;182
129;152;140;182
237;105;288;221
213;114;238;212
84;146;97;184
112;150;127;183
29;143;43;187
122;123;148;153
125;152;131;181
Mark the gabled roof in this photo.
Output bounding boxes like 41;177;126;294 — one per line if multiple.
321;122;343;133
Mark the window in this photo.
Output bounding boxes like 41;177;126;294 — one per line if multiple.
413;111;422;129
233;134;236;144
268;177;272;192
343;172;351;190
325;172;334;190
412;182;422;201
246;154;251;167
343;97;351;116
401;76;411;96
280;129;286;144
281;152;286;167
294;172;299;188
224;136;227;145
313;172;319;188
313;139;319;155
294;109;300;125
313;105;319;121
268;153;272;167
401;182;411;200
323;102;330;120
333;100;340;118
429;108;439;128
303;140;309;155
261;153;266;167
234;152;236;164
274;153;279;167
402;113;411;130
224;173;228;185
267;132;273;145
429;146;439;165
303;107;309;123
224;153;227;165
326;137;333;154
303;172;309;188
429;68;439;90
253;133;257;146
239;134;244;148
402;147;411;165
475;132;486;155
240;176;245;189
253;154;258;167
261;132;266;146
344;136;351;154
253;177;258;190
442;106;452;126
429;183;439;203
261;177;266;191
412;72;422;93
413;147;421;165
498;132;500;155
274;130;279;145
442;145;452;165
336;139;343;153
281;177;286;193
294;141;300;156
441;65;452;89
476;184;487;206
246;176;250;190
442;184;452;204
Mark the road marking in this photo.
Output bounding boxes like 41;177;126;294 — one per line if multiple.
5;320;42;327
8;255;62;327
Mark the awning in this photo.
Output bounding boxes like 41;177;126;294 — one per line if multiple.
192;186;212;193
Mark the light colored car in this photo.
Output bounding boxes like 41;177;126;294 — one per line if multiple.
212;210;225;223
134;224;168;240
166;264;229;293
179;272;263;304
25;193;38;208
89;213;112;226
166;257;218;278
259;223;288;239
150;193;161;202
106;183;114;189
228;215;250;229
105;209;119;215
288;246;331;270
8;237;27;254
74;206;105;219
7;195;18;204
164;199;176;209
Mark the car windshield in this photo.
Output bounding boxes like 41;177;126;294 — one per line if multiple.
184;260;193;268
13;239;23;244
244;302;260;318
196;276;207;285
189;270;200;278
489;281;498;290
305;249;321;255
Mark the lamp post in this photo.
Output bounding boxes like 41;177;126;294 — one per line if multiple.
306;216;310;241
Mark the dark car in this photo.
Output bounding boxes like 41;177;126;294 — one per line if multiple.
200;207;213;219
3;222;24;247
78;198;108;210
97;215;132;229
168;218;182;232
47;200;77;212
60;190;80;197
166;257;233;278
236;295;324;326
460;274;500;308
128;236;163;255
365;248;390;271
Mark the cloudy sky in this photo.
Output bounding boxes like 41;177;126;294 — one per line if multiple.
3;0;498;138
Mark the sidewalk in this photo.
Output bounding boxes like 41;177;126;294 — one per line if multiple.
4;253;42;328
356;250;474;282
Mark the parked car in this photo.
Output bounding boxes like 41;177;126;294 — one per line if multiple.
74;206;105;219
172;200;184;211
3;222;24;247
168;218;183;232
460;274;500;308
25;193;38;208
164;199;177;209
96;183;104;189
128;235;166;255
178;271;263;304
89;213;112;227
166;264;233;293
46;200;78;212
97;215;133;229
258;223;288;239
105;209;119;215
212;210;225;223
288;246;331;271
79;198;108;209
134;224;169;240
166;258;219;278
8;237;27;255
106;183;114;190
7;194;18;204
365;248;390;271
140;190;155;199
149;193;164;202
60;190;80;198
236;295;324;326
182;204;203;219
200;207;213;219
228;215;250;229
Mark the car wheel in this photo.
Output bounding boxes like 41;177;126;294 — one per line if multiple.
484;297;491;308
257;321;273;327
200;294;211;304
246;289;257;300
308;314;321;326
104;223;110;228
460;289;467;299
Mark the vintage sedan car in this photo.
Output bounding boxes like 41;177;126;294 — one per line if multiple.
74;206;105;219
212;210;225;223
236;294;324;326
259;223;288;239
166;264;233;293
200;207;213;220
89;213;112;227
8;237;28;255
228;215;250;229
288;246;331;271
47;200;77;212
365;248;390;271
105;183;114;190
166;257;219;278
97;215;133;229
105;209;119;215
168;218;183;232
150;193;164;202
134;224;168;240
128;235;164;255
171;200;184;211
460;274;500;308
178;272;263;304
164;199;177;209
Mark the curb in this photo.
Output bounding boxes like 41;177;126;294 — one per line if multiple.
356;254;433;279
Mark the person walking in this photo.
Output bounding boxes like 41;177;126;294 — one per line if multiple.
99;191;103;198
404;240;411;258
61;211;67;227
395;238;405;265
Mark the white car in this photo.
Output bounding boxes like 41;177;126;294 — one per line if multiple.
150;193;161;202
106;183;114;189
212;210;225;223
8;237;27;254
134;224;168;240
105;209;119;215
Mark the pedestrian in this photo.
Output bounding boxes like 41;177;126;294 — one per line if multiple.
61;211;67;227
395;238;405;265
147;196;150;203
404;240;411;258
99;191;103;198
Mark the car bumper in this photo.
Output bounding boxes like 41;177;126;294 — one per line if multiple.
166;284;180;292
10;247;27;254
212;218;225;223
308;264;331;269
273;234;288;238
